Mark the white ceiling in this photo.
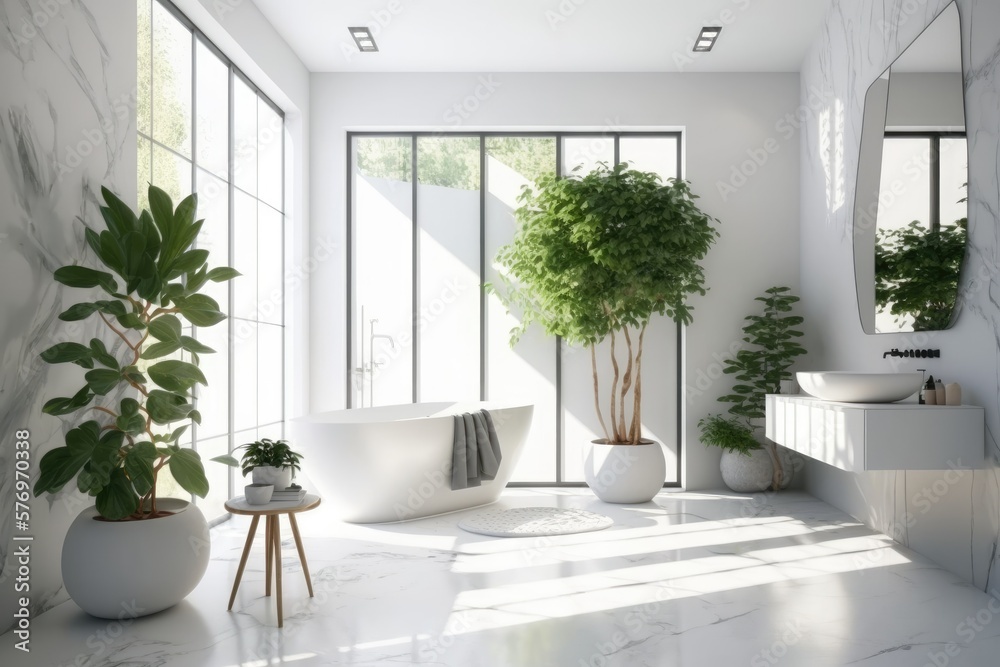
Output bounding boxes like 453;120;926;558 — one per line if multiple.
251;0;834;73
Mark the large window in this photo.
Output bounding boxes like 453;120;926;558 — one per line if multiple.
138;0;285;521
878;132;967;232
349;133;681;485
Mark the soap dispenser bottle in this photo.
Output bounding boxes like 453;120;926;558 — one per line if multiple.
922;375;937;405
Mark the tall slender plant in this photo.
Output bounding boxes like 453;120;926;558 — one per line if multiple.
34;185;239;520
700;286;806;488
492;163;718;444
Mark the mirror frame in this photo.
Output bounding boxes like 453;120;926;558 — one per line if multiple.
853;0;968;335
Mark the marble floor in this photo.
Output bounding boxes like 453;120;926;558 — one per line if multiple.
4;489;1000;666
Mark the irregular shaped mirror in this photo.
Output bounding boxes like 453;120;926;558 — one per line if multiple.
854;1;967;334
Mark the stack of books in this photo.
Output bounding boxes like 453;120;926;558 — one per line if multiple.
271;486;306;503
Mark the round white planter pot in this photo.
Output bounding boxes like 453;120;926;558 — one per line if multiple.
252;465;292;490
584;440;666;504
61;498;210;619
720;449;773;493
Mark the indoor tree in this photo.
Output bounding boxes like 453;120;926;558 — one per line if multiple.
492;162;718;444
700;286;806;489
34;185;239;520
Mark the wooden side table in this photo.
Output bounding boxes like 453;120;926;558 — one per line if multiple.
224;494;321;627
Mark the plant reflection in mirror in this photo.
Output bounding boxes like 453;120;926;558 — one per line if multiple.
875;216;966;331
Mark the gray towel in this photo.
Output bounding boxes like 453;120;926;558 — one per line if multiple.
452;415;468;490
463;413;479;486
472;412;499;479
451;410;504;490
482;410;503;470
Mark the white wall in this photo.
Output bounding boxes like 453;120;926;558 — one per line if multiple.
799;0;1000;589
0;0;136;633
310;72;801;489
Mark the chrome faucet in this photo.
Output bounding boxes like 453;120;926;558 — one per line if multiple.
368;319;396;407
371;333;396;350
883;348;902;358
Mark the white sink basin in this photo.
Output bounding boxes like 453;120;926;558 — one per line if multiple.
796;371;923;403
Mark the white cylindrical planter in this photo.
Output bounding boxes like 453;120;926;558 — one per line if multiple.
61;499;210;619
584;440;666;504
720;449;773;493
252;465;292;490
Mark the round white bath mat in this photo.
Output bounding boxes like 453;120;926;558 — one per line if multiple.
458;507;613;537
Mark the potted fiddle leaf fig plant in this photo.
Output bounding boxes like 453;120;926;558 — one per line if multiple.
234;438;303;491
699;286;806;492
492;162;718;503
34;184;239;619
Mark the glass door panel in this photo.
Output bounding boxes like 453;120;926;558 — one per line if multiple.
417;137;481;402
352;137;414;408
485;137;557;482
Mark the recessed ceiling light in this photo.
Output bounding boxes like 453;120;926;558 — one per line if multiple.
692;26;722;52
348;26;378;52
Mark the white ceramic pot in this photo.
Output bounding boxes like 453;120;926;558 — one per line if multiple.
252;465;292;490
720;449;774;493
245;483;274;505
584;440;666;503
61;498;210;619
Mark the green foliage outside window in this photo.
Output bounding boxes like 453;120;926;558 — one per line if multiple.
355;136;557;191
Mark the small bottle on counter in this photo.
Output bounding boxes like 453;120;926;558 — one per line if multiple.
935;380;946;405
923;376;937;405
945;382;962;406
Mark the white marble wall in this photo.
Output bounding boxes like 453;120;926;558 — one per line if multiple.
800;0;1000;590
0;0;135;633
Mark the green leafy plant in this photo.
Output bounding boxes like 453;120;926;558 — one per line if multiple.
697;414;761;455
492;162;719;444
34;185;239;520
234;439;303;478
700;286;806;487
875;219;966;331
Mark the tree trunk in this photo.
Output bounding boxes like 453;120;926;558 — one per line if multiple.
620;327;634;442
590;344;611;442
629;322;647;444
608;329;621;442
763;440;785;490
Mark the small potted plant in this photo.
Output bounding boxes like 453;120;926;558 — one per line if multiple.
492;162;718;503
699;286;806;492
697;414;774;492
235;438;303;491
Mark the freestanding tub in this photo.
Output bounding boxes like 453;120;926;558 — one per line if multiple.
291;402;533;523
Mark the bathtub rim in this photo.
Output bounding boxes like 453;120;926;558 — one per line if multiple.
292;401;534;425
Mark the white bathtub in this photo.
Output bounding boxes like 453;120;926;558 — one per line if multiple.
291;402;533;523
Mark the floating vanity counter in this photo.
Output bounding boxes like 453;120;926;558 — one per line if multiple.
765;394;984;472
